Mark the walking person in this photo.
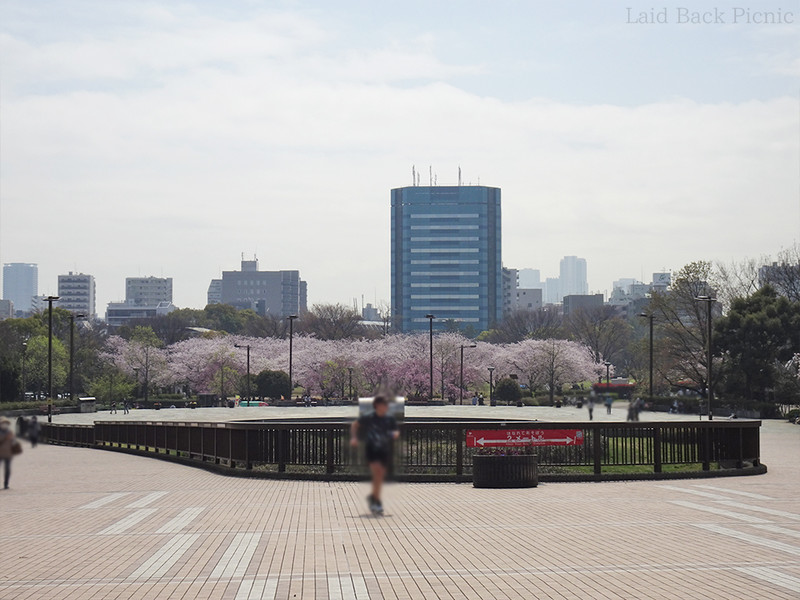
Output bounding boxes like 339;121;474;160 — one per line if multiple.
110;400;117;414
605;395;613;415
0;416;22;490
587;396;595;421
350;396;399;515
28;416;41;448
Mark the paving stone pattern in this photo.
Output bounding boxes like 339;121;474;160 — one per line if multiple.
1;416;798;599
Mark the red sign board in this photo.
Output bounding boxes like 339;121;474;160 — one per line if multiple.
466;429;583;448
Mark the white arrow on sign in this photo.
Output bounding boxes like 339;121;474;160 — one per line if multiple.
476;436;574;446
477;437;532;446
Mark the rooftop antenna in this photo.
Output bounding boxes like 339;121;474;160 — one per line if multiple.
429;165;432;186
458;166;462;186
434;174;437;186
412;165;416;186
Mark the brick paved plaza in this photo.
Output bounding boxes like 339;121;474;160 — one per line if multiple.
1;409;798;599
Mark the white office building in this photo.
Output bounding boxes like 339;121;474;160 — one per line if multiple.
58;272;96;318
126;276;173;306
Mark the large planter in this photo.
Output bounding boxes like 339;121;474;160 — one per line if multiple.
473;454;538;488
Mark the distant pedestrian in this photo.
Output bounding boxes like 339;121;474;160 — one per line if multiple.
28;416;41;448
123;400;130;415
587;397;595;421
472;394;478;406
16;416;28;440
605;395;613;415
110;400;117;414
350;396;399;515
478;394;485;406
0;416;22;489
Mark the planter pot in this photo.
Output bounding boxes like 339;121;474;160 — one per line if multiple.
473;454;538;488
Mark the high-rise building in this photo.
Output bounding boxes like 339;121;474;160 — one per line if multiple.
58;272;96;317
501;267;518;317
559;256;588;298
518;268;542;289
391;185;502;333
0;299;14;320
126;276;173;306
544;277;561;304
218;257;307;317
207;279;222;305
2;263;38;315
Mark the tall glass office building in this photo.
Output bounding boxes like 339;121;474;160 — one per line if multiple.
391;185;502;333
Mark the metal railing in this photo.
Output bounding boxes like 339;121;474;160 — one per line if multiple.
41;419;762;482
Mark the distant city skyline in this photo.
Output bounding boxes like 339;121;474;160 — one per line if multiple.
1;1;797;311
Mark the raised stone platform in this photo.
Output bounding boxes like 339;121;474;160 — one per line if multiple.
0;419;797;599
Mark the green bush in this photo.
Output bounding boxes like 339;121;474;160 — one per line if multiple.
494;378;522;405
0;399;76;412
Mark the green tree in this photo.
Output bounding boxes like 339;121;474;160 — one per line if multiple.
714;286;800;401
254;369;290;399
88;368;136;404
211;365;240;401
25;335;68;398
494;378;522;405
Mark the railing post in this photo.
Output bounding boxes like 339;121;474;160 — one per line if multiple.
228;428;235;469
702;425;711;471
653;424;662;473
456;427;464;478
326;428;335;475
245;429;252;470
278;429;288;473
593;425;602;477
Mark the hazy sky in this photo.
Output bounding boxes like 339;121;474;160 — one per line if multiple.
1;0;798;312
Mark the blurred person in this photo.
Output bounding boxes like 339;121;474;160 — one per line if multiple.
587;395;595;421
350;396;399;515
28;416;41;448
0;416;22;489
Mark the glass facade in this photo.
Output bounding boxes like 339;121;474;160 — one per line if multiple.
391;186;502;333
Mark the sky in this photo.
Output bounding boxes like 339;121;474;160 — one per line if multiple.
1;0;798;313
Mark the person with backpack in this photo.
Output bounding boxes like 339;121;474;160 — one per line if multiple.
350;396;399;514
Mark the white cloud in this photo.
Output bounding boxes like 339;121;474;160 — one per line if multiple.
1;1;797;310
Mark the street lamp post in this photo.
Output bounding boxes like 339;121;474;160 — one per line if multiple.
603;361;611;385
68;313;86;404
348;367;353;401
45;295;60;423
696;296;716;421
460;344;477;405
288;315;298;401
234;344;251;402
426;314;435;400
20;341;28;402
488;367;495;406
638;313;656;401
